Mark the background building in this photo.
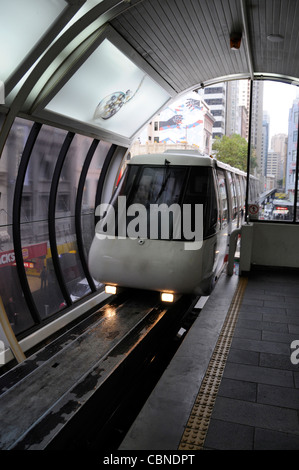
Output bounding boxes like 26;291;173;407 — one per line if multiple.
271;133;288;191
250;81;265;177
286;97;299;200
198;83;227;139
131;91;215;156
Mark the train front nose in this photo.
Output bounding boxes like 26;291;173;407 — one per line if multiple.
88;230;208;295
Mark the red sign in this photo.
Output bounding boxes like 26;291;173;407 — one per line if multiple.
0;242;47;267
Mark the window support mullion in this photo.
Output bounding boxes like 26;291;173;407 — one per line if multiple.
94;144;117;225
75;139;100;292
48;132;74;306
245;79;254;221
12;122;42;325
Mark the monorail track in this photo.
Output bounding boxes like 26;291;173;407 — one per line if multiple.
0;289;198;450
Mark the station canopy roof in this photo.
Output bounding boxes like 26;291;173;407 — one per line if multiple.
1;0;299;147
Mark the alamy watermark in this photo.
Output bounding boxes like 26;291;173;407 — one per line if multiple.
95;196;203;251
290;340;299;365
0;340;5;364
0;80;4;105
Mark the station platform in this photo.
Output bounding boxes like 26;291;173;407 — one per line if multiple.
120;267;299;450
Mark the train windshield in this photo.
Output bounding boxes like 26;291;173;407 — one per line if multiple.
183;166;219;238
129;165;187;206
105;163;218;241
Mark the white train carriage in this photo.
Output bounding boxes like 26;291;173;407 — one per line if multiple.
88;150;249;299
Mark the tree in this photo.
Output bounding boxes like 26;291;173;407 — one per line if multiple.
212;133;249;172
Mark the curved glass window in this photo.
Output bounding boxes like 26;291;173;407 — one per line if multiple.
20;125;67;319
81;141;111;259
56;133;94;301
57;216;90;301
248;80;299;222
216;169;228;227
0;118;35;334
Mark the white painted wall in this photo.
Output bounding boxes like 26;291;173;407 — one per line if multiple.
239;223;299;272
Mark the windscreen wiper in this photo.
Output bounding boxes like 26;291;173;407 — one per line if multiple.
154;159;171;203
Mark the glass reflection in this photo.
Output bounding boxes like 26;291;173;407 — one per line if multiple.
0;115;121;337
20;125;67;318
81;140;111;257
56;216;91;301
0;225;35;334
55;134;93;302
0;119;35;334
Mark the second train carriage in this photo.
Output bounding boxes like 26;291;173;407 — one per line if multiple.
88;150;256;298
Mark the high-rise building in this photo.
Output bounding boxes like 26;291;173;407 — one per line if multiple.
226;81;241;136
238;79;251;140
198;83;227;139
261;111;270;178
199;80;250;142
286;97;299;199
271;133;288;190
266;150;280;190
250;81;264;176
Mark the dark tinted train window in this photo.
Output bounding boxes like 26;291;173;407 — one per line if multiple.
130;166;187;206
115;164;139;198
110;165;188;240
183;166;219;238
216;169;229;227
227;172;238;220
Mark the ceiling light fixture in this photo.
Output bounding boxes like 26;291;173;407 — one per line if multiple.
230;32;242;50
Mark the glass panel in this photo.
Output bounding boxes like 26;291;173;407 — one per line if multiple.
129;166;184;206
56;133;97;301
100;165;188;240
0;118;32;225
183;166;219;238
248;80;298;221
20;223;66;318
56;133;93;218
81;141;111;259
216;169;228;226
0;225;35;334
234;173;246;223
129;166;187;240
56;217;91;302
20;124;68;318
0;118;35;335
227;172;237;222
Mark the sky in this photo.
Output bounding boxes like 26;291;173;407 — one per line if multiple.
263;81;299;139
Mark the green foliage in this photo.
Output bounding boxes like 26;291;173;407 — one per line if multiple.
212;134;249;172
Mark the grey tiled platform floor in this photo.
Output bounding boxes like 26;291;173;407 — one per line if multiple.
120;269;299;450
204;269;299;450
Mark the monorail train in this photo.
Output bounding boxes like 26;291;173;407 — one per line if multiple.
88;150;257;299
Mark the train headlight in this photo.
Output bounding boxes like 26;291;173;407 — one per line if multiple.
105;285;117;295
161;292;174;302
